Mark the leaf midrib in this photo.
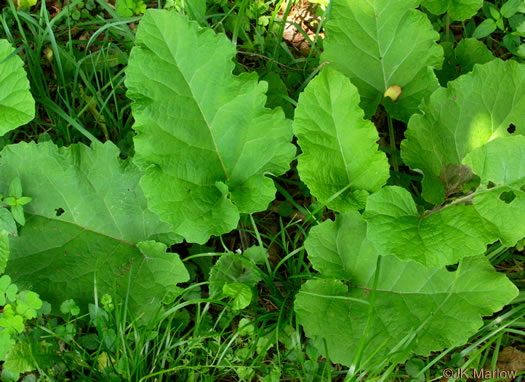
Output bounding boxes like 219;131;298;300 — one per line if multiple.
152;19;230;180
24;213;136;247
332;104;353;188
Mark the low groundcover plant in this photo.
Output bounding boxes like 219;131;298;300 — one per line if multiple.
0;0;524;380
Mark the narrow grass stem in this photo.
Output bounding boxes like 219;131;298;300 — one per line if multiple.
250;213;272;274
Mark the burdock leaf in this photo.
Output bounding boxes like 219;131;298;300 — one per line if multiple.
0;141;188;319
293;67;389;212
366;135;525;266
295;212;518;365
126;10;295;244
463;135;525;246
401;60;525;205
363;186;497;267
322;0;443;122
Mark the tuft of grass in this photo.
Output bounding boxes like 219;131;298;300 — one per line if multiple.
1;0;137;147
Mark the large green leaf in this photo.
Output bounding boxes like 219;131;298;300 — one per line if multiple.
293;67;389;212
4;341;57;375
401;59;525;205
295;212;518;366
421;0;483;21
366;135;525;266
363;186;497;267
0;40;35;136
463;136;525;246
1;141;188;318
322;0;443;122
126;10;295;244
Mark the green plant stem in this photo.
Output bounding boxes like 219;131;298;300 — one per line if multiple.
423;182;511;218
387;114;399;172
445;12;450;43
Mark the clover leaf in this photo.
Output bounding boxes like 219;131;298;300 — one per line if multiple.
0;305;24;334
60;299;80;316
15;291;42;320
0;276;18;306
